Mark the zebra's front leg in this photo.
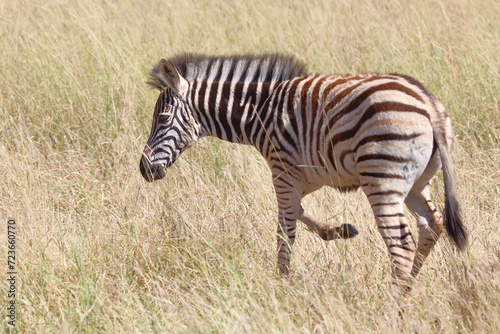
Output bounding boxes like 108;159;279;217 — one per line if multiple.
299;211;359;240
276;207;299;276
273;177;303;276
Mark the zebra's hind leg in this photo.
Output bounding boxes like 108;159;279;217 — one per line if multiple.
405;151;444;278
363;185;416;293
405;185;444;279
405;187;444;278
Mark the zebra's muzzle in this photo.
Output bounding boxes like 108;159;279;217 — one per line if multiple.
139;155;166;182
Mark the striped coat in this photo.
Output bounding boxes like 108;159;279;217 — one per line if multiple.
140;54;467;293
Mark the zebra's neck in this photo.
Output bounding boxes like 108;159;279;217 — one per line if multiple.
188;79;276;148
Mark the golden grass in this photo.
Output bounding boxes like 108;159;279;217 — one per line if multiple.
0;0;499;332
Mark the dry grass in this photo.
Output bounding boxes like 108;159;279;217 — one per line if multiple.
1;0;499;332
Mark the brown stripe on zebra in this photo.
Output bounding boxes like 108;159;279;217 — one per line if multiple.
375;213;405;218
389;245;415;253
353;132;424;153
350;118;422;143
337;117;419;171
390;252;413;261
360;172;406;180
325;80;428;132
321;75;368;103
383;232;413;240
324;76;384;111
377;224;409;230
371;202;400;207
309;76;329;117
332;101;430;143
389;73;436;106
357;154;414;163
327;112;427;167
367;190;404;198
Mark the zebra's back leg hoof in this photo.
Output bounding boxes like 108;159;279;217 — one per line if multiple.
340;223;358;239
320;223;359;240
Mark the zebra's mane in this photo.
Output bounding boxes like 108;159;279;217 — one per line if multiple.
148;53;309;90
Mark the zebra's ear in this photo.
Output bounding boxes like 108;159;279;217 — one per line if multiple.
158;58;189;97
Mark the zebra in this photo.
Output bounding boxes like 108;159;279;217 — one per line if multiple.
139;53;467;292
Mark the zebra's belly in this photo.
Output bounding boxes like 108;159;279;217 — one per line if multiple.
300;151;362;192
305;172;361;192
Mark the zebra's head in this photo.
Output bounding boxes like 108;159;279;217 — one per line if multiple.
140;58;199;182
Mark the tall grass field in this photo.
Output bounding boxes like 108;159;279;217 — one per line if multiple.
1;0;499;332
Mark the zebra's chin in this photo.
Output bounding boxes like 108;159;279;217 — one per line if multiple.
139;157;167;182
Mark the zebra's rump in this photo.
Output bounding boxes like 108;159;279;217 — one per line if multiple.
268;73;439;189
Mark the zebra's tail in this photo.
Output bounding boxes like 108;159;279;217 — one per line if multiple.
433;107;467;250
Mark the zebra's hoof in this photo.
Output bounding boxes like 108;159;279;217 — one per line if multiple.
340;223;358;238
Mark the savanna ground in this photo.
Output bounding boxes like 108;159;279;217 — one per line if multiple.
1;0;499;332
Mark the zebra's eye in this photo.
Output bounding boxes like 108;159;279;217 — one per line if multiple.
158;106;173;122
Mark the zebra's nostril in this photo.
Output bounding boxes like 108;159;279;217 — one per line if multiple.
139;156;166;182
154;164;166;179
139;156;154;182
